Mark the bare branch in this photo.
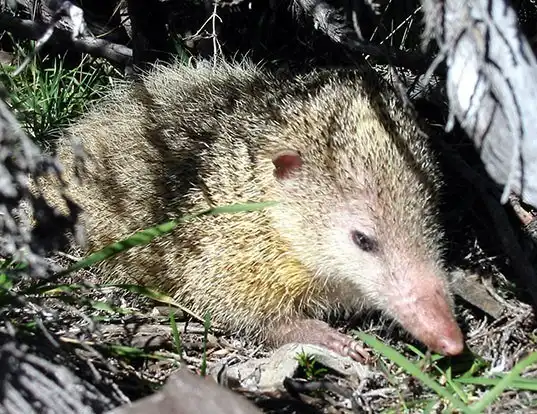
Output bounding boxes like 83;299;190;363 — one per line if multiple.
0;12;132;65
293;0;433;71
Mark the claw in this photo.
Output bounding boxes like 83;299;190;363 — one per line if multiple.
325;330;370;363
270;318;371;363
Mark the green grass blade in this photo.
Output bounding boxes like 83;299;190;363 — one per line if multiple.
28;282;208;324
357;333;470;413
99;283;207;324
202;201;277;215
89;299;134;315
30;283;136;316
422;399;440;414
31;283;87;295
456;376;537;391
406;344;469;403
57;201;277;276
200;312;211;377
56;220;177;276
444;365;469;404
170;310;183;357
469;352;537;412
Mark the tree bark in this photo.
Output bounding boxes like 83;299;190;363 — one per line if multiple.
421;0;537;209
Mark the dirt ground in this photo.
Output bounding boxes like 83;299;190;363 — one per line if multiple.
7;247;535;414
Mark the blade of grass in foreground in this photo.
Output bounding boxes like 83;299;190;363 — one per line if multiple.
104;283;207;323
406;344;469;403
456;376;537;391
57;201;277;277
357;332;470;413
469;351;537;412
170;310;183;358
32;282;210;325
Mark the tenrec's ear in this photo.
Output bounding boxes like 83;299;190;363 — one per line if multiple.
272;149;303;180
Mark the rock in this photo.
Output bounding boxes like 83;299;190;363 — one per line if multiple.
213;343;369;393
107;367;263;414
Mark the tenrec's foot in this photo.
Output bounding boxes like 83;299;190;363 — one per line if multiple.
271;318;370;363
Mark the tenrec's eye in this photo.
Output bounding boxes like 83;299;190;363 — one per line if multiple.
351;230;378;253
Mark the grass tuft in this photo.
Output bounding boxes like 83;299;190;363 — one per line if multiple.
0;39;119;144
359;332;537;413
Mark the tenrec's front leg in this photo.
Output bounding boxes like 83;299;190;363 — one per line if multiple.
269;319;370;363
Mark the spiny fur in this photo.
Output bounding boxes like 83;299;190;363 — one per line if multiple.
37;60;447;345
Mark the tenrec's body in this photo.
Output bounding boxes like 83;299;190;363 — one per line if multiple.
37;61;464;360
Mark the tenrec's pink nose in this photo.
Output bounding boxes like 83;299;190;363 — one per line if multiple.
430;328;465;356
391;280;465;356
